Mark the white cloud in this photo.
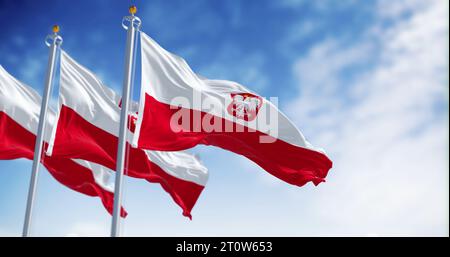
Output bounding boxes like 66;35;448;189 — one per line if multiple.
279;19;324;57
142;1;223;42
285;0;449;235
198;44;269;92
18;56;46;87
64;222;109;237
0;228;17;237
277;0;358;11
376;0;429;20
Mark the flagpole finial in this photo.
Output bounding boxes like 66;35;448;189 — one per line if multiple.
129;5;137;15
52;25;60;34
45;25;63;47
122;5;141;30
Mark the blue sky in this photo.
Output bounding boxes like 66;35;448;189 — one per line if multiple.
0;0;448;236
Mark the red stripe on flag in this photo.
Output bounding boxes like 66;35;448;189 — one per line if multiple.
51;106;204;218
0;111;126;217
137;94;333;187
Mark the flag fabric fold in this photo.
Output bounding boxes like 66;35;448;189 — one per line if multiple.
133;32;332;187
0;65;126;217
47;51;208;219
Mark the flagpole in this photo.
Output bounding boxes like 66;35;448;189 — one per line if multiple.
111;5;141;237
22;25;63;237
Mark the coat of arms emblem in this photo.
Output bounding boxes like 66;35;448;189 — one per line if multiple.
227;92;262;121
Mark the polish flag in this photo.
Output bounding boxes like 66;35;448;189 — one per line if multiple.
133;33;332;187
47;51;208;219
0;65;125;217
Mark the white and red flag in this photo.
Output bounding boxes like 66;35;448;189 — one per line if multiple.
0;65;125;217
47;51;208;219
133;33;332;187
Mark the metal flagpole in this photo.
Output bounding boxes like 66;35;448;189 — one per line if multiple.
23;25;63;237
111;5;141;237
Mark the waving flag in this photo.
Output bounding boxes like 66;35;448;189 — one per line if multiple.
133;32;332;187
0;65;125;217
47;51;208;218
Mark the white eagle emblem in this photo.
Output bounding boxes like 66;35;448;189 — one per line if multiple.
227;92;262;121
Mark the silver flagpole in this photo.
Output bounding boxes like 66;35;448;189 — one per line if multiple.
111;5;141;237
23;25;63;237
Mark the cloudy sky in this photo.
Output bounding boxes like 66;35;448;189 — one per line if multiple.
0;0;448;236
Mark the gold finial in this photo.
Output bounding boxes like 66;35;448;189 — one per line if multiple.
129;5;137;15
52;25;60;33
